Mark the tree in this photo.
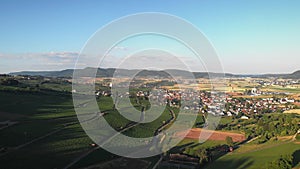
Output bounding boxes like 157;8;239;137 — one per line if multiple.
225;136;234;147
196;149;209;164
266;155;293;169
257;119;264;127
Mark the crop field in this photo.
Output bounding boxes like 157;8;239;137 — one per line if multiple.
0;91;166;169
177;128;246;142
0;124;93;169
0;92;72;116
177;138;226;150
284;109;300;115
1;79;299;169
261;85;300;94
226;79;259;92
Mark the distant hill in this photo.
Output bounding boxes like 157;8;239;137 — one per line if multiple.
9;68;300;79
286;70;300;79
251;70;300;79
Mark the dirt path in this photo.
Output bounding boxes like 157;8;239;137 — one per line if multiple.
246;136;260;143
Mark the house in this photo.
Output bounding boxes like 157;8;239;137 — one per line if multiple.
287;98;295;103
227;112;232;117
241;115;249;120
251;87;261;96
280;98;287;104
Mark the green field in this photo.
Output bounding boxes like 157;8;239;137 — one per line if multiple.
204;140;300;169
0;90;165;168
1;79;300;169
0;124;92;169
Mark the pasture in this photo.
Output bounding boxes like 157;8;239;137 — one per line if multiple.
204;140;300;169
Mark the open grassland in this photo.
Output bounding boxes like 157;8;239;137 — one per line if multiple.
204;140;300;169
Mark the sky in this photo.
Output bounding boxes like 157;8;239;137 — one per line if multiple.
1;0;300;74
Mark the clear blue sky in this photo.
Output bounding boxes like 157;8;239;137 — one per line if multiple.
1;0;300;74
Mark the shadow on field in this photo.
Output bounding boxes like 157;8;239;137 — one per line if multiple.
292;149;300;167
166;142;196;154
205;157;253;169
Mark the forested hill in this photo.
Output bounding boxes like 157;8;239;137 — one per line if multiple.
9;67;300;79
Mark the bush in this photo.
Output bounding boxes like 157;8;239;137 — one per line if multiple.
265;155;293;169
225;136;234;147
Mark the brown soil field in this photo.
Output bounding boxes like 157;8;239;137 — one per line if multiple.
177;128;246;142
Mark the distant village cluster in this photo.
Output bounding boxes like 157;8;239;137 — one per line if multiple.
254;79;300;87
95;78;300;121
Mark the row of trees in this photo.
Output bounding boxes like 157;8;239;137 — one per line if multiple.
254;114;299;143
184;148;210;165
224;113;299;143
183;136;234;166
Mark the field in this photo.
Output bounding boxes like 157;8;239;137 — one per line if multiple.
1;77;300;169
227;79;300;95
204;140;300;169
177;128;246;142
0;91;95;169
0;90;166;168
80;158;151;169
0;124;93;169
284;109;300;115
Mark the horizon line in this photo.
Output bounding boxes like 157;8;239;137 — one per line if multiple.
5;67;300;76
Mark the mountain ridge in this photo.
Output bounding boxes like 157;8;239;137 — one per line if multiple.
9;67;300;79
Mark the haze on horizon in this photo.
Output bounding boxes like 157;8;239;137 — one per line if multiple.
1;0;300;74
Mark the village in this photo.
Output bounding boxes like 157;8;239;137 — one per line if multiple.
96;78;300;121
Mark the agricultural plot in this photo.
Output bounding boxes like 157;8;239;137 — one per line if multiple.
1;77;299;169
177;128;245;142
0;88;168;169
0;124;93;169
284;109;300;115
